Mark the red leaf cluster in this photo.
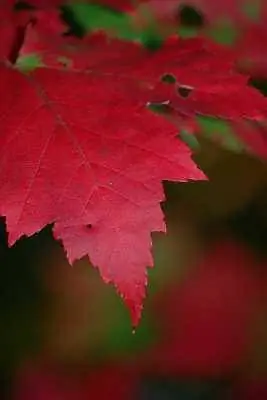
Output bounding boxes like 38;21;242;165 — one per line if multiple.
0;0;267;323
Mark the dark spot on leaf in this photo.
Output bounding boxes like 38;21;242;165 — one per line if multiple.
161;74;176;84
86;224;92;229
177;85;193;98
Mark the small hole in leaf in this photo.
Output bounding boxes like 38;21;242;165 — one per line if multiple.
148;102;171;114
177;85;193;98
178;5;204;27
161;74;176;84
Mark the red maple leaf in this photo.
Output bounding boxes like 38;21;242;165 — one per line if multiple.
20;23;267;161
20;31;267;121
2;2;267;324
0;62;204;325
